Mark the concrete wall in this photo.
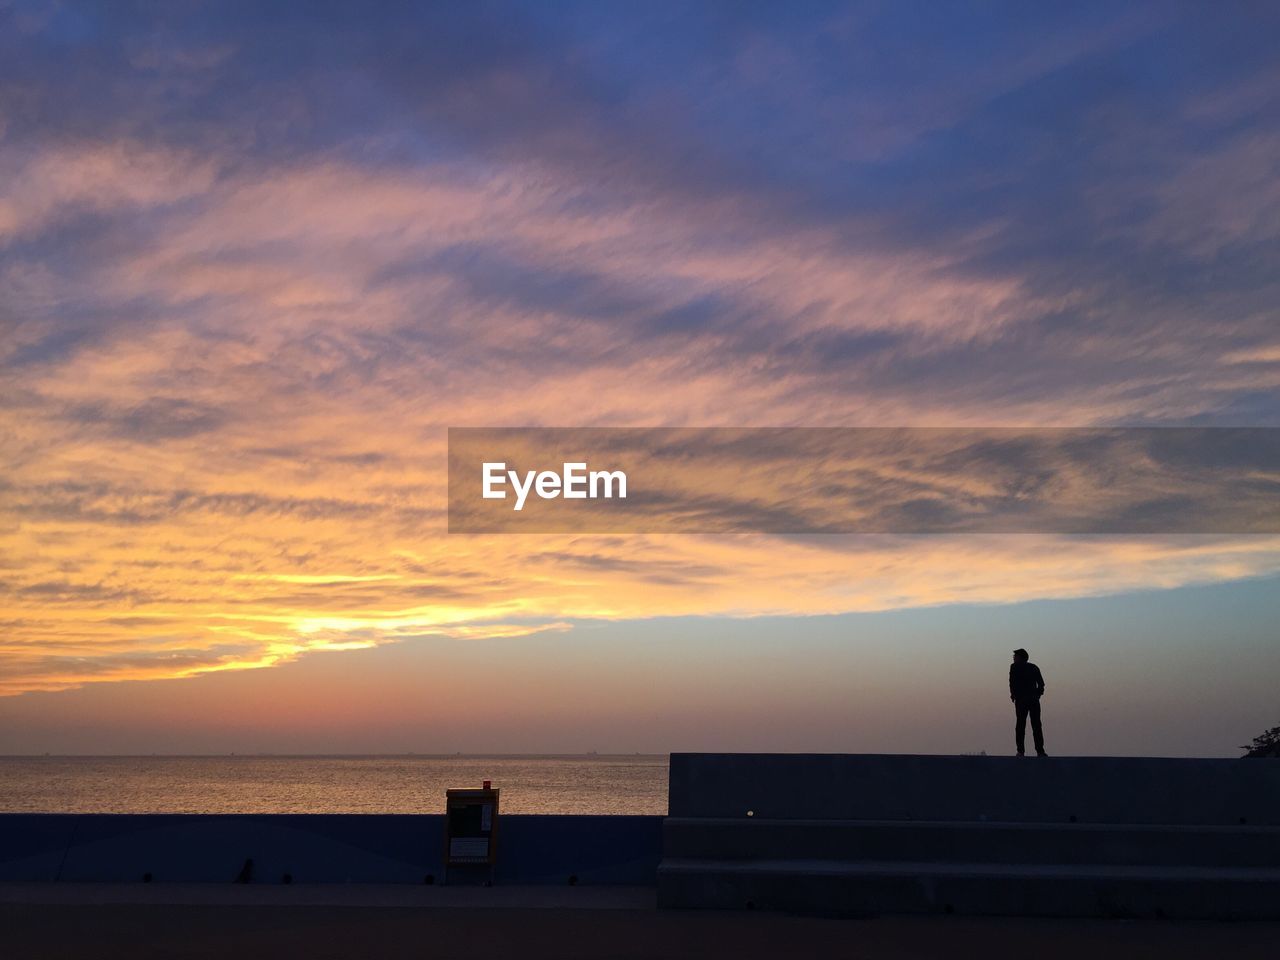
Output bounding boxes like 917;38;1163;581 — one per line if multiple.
0;814;662;886
661;754;1280;918
668;753;1280;824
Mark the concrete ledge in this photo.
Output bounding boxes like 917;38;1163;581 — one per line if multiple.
660;754;1280;918
669;754;1280;824
657;858;1280;919
663;818;1280;867
0;881;657;909
0;814;663;886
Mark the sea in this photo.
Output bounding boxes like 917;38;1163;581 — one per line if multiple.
0;755;669;815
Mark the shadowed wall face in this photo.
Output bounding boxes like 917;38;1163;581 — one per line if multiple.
1;3;1278;753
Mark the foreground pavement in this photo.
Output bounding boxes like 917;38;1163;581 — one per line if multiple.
2;884;1279;960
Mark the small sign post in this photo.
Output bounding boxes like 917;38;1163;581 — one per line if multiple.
444;781;499;885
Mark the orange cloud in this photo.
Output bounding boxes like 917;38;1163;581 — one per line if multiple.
3;147;1279;697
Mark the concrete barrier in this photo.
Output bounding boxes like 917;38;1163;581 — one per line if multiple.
0;814;662;886
668;753;1280;824
662;818;1280;867
659;754;1280;918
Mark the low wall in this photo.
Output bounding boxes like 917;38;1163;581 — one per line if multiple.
0;814;662;886
661;754;1280;918
669;753;1280;824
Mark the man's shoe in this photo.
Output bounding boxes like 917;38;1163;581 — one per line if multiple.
1036;751;1048;757
1016;751;1025;757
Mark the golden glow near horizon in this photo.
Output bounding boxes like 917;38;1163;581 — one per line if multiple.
5;404;1279;695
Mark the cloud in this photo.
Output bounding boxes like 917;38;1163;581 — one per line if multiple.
1;2;1278;696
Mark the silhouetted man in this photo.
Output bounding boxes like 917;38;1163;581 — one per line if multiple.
1009;648;1047;756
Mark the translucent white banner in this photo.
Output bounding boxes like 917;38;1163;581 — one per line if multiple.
447;427;1280;534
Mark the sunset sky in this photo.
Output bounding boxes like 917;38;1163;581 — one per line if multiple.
1;2;1277;756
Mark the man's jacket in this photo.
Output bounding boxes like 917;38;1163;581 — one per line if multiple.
1009;661;1046;701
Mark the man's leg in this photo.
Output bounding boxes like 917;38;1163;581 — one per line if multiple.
1014;700;1028;755
1029;698;1045;755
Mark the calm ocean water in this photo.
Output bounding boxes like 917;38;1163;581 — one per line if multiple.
0;755;669;815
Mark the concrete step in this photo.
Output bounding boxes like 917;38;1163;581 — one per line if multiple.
662;818;1280;868
657;857;1280;919
669;754;1280;824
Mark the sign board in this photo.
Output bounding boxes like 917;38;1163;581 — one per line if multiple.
444;786;499;872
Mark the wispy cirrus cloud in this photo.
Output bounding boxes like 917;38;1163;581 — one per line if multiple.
1;2;1278;696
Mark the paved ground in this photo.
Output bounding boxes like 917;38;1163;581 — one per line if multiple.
0;881;656;909
2;885;1278;960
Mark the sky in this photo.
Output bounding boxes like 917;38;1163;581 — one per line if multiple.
0;1;1277;755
